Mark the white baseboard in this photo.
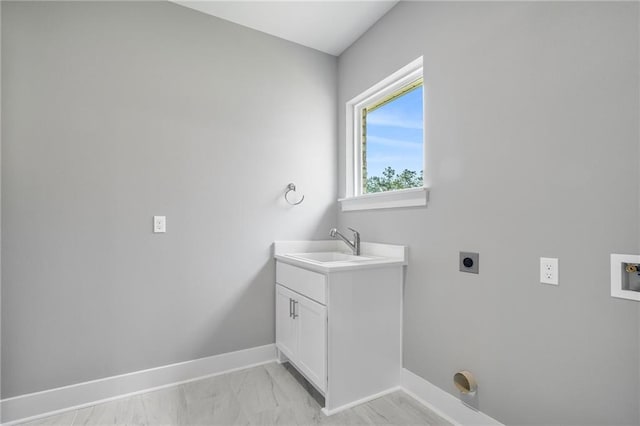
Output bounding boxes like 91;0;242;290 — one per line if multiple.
1;344;276;425
401;369;502;426
2;352;503;426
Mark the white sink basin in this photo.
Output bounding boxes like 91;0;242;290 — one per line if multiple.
287;252;373;263
274;241;407;272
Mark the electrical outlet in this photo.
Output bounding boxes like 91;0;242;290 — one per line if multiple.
153;216;166;233
459;252;479;274
540;257;558;285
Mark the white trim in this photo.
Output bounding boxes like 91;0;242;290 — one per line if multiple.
344;56;425;203
610;253;640;301
339;186;428;211
400;369;503;426
2;347;505;426
321;386;401;416
1;344;276;425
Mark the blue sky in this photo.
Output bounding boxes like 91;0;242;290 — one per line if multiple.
365;86;423;178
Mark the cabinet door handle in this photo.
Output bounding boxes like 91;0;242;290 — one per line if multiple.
289;298;293;318
292;300;299;319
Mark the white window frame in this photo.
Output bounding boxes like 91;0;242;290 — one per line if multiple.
340;57;428;212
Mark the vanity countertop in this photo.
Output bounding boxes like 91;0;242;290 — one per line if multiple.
273;240;407;273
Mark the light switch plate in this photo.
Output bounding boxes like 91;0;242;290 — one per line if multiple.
153;216;166;233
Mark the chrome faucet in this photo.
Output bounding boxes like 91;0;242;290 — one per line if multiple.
329;227;361;255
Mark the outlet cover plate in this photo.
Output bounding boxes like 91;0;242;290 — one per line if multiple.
459;252;479;274
540;257;558;285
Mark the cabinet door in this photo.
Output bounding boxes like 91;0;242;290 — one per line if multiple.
296;295;327;392
275;284;297;360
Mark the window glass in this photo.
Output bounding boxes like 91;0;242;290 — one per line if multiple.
362;80;423;194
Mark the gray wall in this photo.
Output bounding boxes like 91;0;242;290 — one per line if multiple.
1;1;337;397
337;2;640;425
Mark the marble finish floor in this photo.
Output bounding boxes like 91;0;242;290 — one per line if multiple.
21;362;452;426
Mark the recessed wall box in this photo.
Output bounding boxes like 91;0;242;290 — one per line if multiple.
459;252;479;274
610;254;640;301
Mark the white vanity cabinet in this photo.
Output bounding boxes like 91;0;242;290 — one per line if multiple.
275;282;327;392
274;240;407;416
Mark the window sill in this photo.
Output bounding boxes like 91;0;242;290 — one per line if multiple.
338;187;429;212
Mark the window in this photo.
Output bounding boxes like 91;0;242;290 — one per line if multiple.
341;57;428;211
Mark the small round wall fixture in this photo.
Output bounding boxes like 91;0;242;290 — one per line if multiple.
454;370;477;394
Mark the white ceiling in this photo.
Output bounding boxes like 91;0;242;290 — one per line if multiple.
172;1;398;56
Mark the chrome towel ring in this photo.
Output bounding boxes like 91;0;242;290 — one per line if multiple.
285;183;304;206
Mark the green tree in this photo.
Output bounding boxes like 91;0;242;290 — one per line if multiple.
365;166;423;193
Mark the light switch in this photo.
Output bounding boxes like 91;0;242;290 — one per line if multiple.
153;216;166;233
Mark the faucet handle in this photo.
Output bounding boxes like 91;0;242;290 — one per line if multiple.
347;227;361;255
347;227;360;244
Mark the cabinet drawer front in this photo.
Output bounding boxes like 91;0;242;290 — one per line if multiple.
276;262;327;305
